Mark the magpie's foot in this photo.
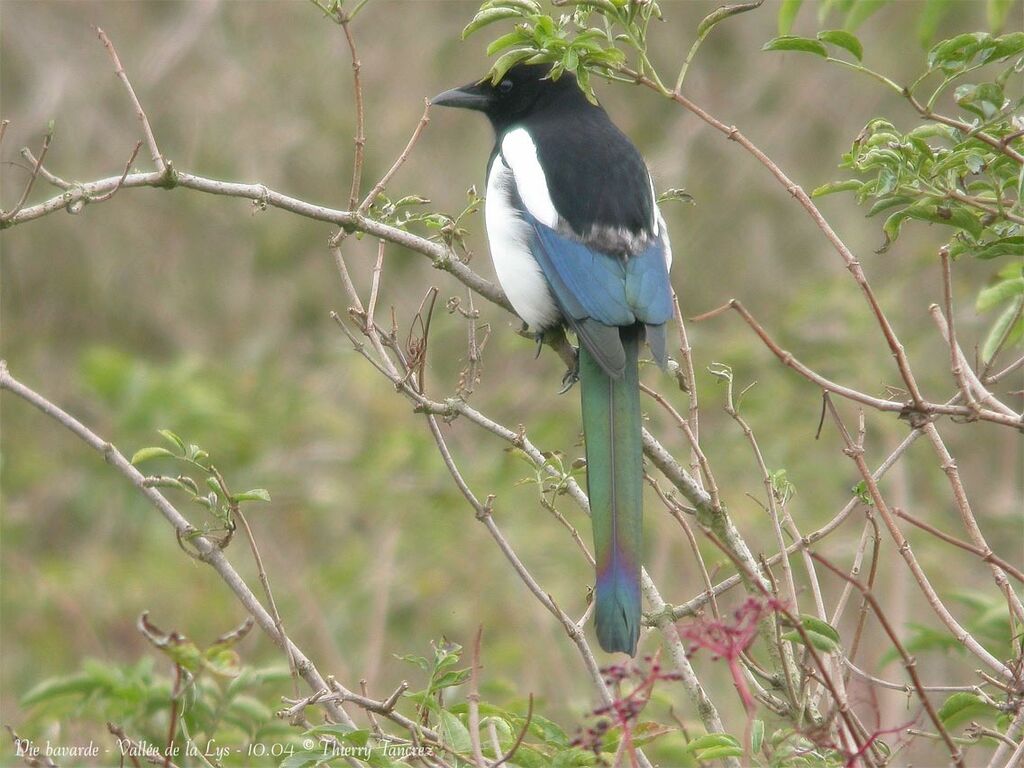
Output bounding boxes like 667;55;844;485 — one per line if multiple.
534;331;545;360
558;348;580;394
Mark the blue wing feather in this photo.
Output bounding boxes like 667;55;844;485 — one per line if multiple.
524;213;673;374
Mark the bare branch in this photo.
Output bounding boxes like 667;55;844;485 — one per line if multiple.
894;508;1024;583
94;27;166;173
90;141;143;204
340;18;365;210
812;553;966;768
467;627;487;768
0;361;358;728
693;299;1022;429
1;125;52;223
822;396;1014;681
359;100;432;215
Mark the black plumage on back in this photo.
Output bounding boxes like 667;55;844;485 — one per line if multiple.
524;102;655;245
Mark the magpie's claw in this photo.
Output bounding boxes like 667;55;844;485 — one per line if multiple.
558;347;580;394
534;332;544;360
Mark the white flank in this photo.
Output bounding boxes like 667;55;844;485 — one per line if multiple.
656;205;673;270
485;156;561;330
500;128;559;228
648;173;660;236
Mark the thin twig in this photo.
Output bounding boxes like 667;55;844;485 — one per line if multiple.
693;299;1021;429
894;508;1024;583
640;382;721;511
467;626;487;768
940;247;982;416
94;27;165;173
811;553;966;768
20;146;72;190
823;396;1014;681
491;695;533;768
919;422;1024;624
905;90;1024;165
844;659;998;695
669;420;927;620
929;304;1020;419
232;502;302;696
358;100;431;215
91;141;143;204
2;126;52;222
341;18;365;210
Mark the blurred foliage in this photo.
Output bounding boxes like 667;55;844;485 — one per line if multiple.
766;28;1024;361
2;0;1022;767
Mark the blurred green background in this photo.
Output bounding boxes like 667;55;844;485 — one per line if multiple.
2;0;1021;764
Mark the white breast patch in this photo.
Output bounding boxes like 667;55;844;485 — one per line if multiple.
485;156;561;331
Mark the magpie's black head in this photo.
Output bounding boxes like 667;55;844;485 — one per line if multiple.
431;64;590;133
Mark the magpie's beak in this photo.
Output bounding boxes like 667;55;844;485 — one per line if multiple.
430;82;492;111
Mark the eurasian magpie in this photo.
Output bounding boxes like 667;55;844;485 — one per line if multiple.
432;64;674;656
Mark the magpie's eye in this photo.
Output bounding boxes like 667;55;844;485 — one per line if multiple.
498;79;514;95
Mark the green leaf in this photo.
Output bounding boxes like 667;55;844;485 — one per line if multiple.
233;488;272;503
817;29;863;59
982;297;1024;362
462;8;523;39
526;712;571;748
866;195;915;217
811;179;864;196
983;30;1024;61
751;720;765;753
975;236;1024;260
158;429;186;453
438;710;472;753
956;82;1007;119
698;745;746;759
130;446;176;465
782;629;840;653
278;751;324;768
21;673;95;706
629;721;675;748
165;640;205;674
987;0;1017;32
843;0;889;30
203;645;242;677
762;35;829;57
142;476;188;492
487;30;529;56
881;202;984;251
481;0;542;13
929;32;995;71
782;615;841;653
977;277;1024;311
489;47;538;83
778;0;803;34
938;692;1000;729
696;1;763;40
685;734;741;752
801;615;842;644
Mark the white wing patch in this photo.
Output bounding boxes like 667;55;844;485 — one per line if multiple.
500;128;559;228
485;156;561;330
